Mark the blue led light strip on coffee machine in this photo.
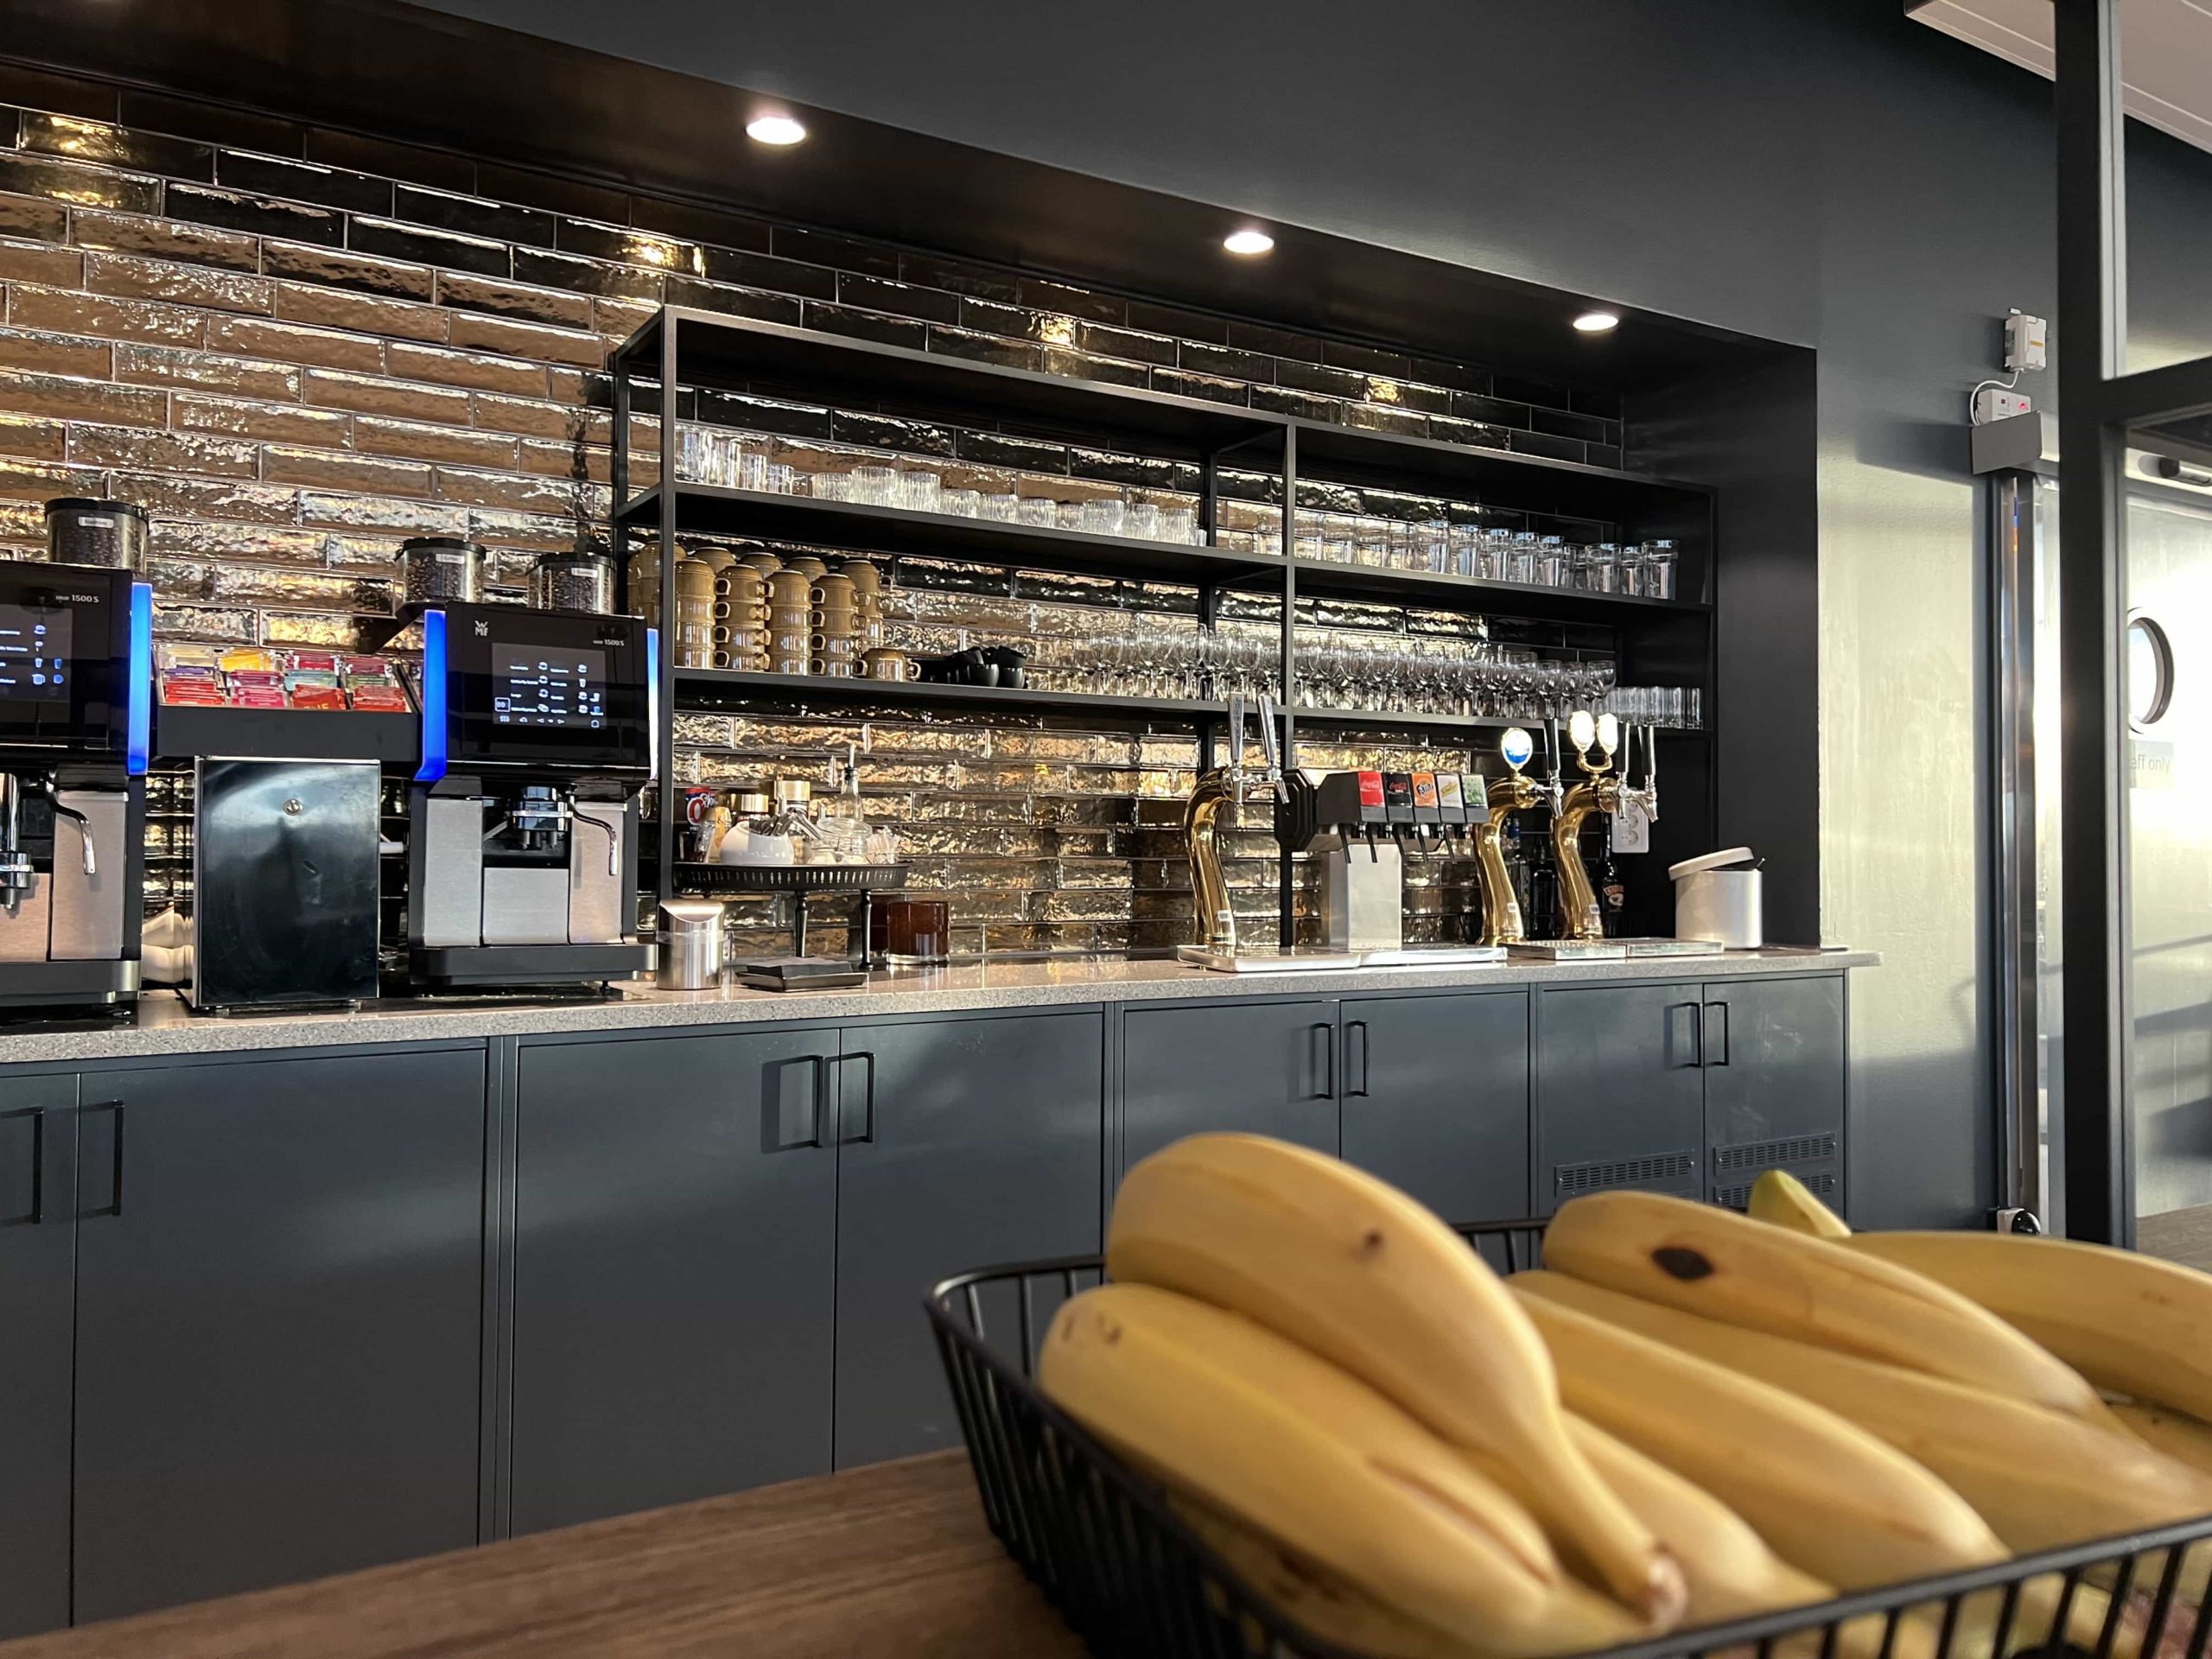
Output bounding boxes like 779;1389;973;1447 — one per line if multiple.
413;607;448;785
124;581;152;777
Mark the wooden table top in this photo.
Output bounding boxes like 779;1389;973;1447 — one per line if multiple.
0;1452;1084;1659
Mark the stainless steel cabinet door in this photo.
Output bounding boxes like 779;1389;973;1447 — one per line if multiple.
70;1049;485;1623
0;1072;75;1639
1339;991;1530;1224
1701;976;1847;1213
1534;983;1707;1213
1120;999;1340;1173
831;1013;1103;1469
510;1028;836;1534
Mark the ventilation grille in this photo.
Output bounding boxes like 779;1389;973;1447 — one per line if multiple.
1713;1133;1839;1173
1716;1169;1839;1212
1554;1151;1698;1198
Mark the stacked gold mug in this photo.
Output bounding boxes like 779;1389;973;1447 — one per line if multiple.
765;568;812;675
810;570;861;677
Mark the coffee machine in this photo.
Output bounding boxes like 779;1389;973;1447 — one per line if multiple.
402;601;654;989
0;562;150;1011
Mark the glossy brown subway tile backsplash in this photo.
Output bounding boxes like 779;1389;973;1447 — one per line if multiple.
0;91;1631;953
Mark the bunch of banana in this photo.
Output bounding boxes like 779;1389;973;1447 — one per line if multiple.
1751;1170;2212;1468
1107;1133;1685;1624
1038;1281;1639;1657
1541;1188;2118;1426
1512;1269;2212;1554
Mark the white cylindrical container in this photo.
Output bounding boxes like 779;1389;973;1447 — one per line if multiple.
1670;848;1764;948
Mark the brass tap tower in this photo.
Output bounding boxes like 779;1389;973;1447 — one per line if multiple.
1551;710;1624;942
1472;727;1544;945
1183;692;1287;955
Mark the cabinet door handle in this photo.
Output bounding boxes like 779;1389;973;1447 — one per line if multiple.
807;1054;830;1147
3;1109;43;1226
833;1052;877;1144
1675;1003;1704;1069
1312;1023;1337;1101
1702;1001;1731;1067
1344;1020;1371;1098
80;1102;123;1218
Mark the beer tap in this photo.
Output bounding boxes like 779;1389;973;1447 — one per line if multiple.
1255;693;1290;804
1550;710;1626;942
1473;728;1545;944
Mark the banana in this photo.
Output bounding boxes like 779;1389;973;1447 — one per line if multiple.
1039;1283;1591;1654
2115;1399;2212;1478
1542;1189;2116;1427
1847;1230;2212;1427
1746;1169;1852;1239
1170;1493;1637;1659
1503;1279;2010;1590
1106;1134;1685;1624
1560;1414;1833;1627
1513;1270;2212;1555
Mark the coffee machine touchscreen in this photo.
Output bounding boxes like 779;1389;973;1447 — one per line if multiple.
494;644;607;729
0;604;72;700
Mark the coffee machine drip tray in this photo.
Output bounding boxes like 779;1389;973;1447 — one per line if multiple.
409;941;652;990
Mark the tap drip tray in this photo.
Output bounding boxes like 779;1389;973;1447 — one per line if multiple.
1357;944;1507;967
1176;946;1363;973
1506;940;1631;962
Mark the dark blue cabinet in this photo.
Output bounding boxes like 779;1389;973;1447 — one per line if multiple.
1338;990;1531;1224
0;1072;76;1639
1535;982;1708;1212
1701;976;1848;1213
832;1012;1103;1468
69;1048;486;1624
510;1026;839;1534
1120;998;1340;1173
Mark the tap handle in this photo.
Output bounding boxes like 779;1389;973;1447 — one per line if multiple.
1255;694;1289;802
1226;690;1246;785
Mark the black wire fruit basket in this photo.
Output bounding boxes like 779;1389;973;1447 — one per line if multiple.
926;1219;2212;1659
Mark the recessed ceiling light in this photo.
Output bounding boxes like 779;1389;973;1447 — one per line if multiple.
747;113;808;146
1223;228;1275;257
1573;310;1620;334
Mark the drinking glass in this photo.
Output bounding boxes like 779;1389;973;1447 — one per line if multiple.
899;467;944;513
1124;500;1161;541
1619;543;1649;596
766;463;803;496
1077;496;1127;537
1055;500;1083;531
1293;509;1326;563
1017;496;1057;528
1450;524;1482;577
982;491;1020;522
1645;540;1680;600
1353;517;1391;568
1587;542;1622;594
1162;505;1198;543
734;442;770;493
1505;533;1538;585
1532;536;1568;588
942;487;982;518
851;465;899;507
1417;518;1452;574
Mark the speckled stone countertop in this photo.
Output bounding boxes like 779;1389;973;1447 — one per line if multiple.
0;949;1878;1066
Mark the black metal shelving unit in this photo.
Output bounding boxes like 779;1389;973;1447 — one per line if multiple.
608;306;1720;931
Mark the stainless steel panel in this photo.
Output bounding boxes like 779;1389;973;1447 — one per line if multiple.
0;875;48;963
49;789;127;961
190;760;380;1009
1320;839;1403;953
567;801;628;945
415;797;484;950
482;867;568;946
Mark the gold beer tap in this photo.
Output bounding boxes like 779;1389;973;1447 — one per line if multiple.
1552;710;1624;942
1185;690;1248;953
1472;726;1545;945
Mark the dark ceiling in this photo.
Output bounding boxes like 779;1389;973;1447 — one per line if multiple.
0;0;1795;391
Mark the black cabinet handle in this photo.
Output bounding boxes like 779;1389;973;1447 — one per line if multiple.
1702;1001;1731;1067
1674;1002;1704;1069
807;1054;830;1147
80;1102;123;1218
833;1052;877;1144
1344;1020;1371;1098
1312;1022;1337;1101
3;1109;43;1225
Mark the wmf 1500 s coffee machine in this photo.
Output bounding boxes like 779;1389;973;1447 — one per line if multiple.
0;562;150;1012
402;601;655;989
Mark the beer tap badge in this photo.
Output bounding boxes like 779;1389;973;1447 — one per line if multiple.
1499;727;1535;773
